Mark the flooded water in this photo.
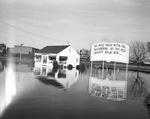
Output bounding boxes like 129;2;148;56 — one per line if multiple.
0;62;150;119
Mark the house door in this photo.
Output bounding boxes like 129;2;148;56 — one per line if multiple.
42;55;47;64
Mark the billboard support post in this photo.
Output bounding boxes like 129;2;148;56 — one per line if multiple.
125;63;128;81
102;61;105;79
90;61;93;76
113;62;116;80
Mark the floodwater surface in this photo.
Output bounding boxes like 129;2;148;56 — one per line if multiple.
0;62;150;119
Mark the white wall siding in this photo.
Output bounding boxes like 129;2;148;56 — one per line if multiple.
58;46;80;67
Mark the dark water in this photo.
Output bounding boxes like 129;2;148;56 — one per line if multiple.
0;62;150;119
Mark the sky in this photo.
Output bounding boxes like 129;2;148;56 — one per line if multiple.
0;0;150;50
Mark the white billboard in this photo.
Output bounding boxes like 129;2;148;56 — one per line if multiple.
90;42;129;63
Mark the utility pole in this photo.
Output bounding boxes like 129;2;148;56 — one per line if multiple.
67;41;70;45
19;43;24;62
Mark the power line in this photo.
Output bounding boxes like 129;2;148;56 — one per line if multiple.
0;29;54;46
0;32;54;49
0;19;65;43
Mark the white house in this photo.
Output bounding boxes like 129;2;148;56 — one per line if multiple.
34;45;80;68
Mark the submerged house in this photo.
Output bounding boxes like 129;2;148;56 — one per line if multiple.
34;45;80;68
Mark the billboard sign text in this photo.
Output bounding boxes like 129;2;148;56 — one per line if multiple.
90;42;129;63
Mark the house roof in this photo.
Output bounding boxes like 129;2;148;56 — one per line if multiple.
36;45;70;54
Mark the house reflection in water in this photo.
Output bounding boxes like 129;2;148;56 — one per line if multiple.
89;77;127;101
34;65;79;89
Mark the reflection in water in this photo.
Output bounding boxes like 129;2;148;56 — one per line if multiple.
37;76;64;88
128;71;146;100
1;63;150;119
132;72;145;97
129;71;149;117
90;68;148;101
79;63;86;75
58;70;66;78
93;67;122;80
91;68;150;118
0;61;6;72
89;77;127;101
144;94;150;118
144;94;150;116
90;67;128;101
34;65;79;89
0;62;16;117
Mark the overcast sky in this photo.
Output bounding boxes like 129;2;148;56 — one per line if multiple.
0;0;150;50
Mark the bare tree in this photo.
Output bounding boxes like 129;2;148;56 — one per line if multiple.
146;41;150;52
130;41;149;65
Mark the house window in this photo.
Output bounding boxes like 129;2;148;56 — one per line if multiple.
42;67;46;75
49;56;56;63
59;56;68;61
58;70;66;78
59;56;68;64
49;56;56;60
35;55;41;62
43;56;47;64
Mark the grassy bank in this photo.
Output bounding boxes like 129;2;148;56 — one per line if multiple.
81;61;150;73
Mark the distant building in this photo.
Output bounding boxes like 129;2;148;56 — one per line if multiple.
9;45;39;55
34;45;80;68
80;48;90;61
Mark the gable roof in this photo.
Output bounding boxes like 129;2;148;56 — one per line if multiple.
36;45;69;54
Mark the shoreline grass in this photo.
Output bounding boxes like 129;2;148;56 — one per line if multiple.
81;61;150;73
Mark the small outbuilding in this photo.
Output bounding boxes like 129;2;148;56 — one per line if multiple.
34;45;80;68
